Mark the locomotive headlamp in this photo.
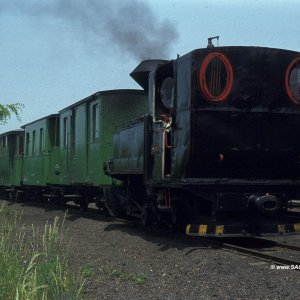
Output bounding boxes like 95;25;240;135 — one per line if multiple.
285;57;300;104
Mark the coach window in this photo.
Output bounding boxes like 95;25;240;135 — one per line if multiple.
18;136;24;155
63;117;68;148
39;128;44;153
32;130;36;155
26;133;29;155
92;103;99;141
55;118;60;147
1;136;6;148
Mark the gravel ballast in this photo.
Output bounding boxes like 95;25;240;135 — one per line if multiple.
1;199;299;300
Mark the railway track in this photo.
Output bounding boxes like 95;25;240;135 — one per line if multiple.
112;217;300;270
205;237;300;270
112;214;300;270
6;199;300;270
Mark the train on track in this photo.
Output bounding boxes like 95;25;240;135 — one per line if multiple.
1;45;300;237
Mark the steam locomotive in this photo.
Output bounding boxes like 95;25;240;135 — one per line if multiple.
1;45;300;236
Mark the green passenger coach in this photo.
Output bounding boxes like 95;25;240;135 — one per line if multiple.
0;130;24;195
22;114;60;188
56;89;147;208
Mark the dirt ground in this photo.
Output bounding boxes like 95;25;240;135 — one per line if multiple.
1;199;299;300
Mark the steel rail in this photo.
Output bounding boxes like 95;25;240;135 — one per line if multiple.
252;237;300;252
202;237;300;269
219;242;300;268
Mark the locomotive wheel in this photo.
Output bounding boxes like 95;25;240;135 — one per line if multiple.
155;210;171;229
35;191;42;202
15;190;25;203
79;198;89;212
8;191;16;202
95;197;109;215
141;204;153;227
54;196;65;208
171;205;180;228
103;186;126;217
171;199;188;230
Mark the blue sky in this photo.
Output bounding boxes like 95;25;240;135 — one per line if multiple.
1;0;299;131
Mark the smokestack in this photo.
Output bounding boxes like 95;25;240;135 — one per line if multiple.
130;60;167;90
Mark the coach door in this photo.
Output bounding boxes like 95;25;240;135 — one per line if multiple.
60;111;72;183
72;104;87;183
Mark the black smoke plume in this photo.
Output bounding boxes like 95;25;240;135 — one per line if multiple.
0;0;179;60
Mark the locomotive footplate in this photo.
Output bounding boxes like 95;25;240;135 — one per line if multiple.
186;222;300;237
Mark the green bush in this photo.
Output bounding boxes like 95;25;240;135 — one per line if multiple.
0;203;84;299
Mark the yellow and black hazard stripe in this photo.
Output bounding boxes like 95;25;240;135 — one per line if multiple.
277;223;300;234
186;223;300;237
186;224;225;236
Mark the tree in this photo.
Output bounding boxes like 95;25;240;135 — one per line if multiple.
0;103;24;125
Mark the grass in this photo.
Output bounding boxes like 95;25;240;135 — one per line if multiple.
111;269;147;285
0;202;84;300
80;264;94;279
